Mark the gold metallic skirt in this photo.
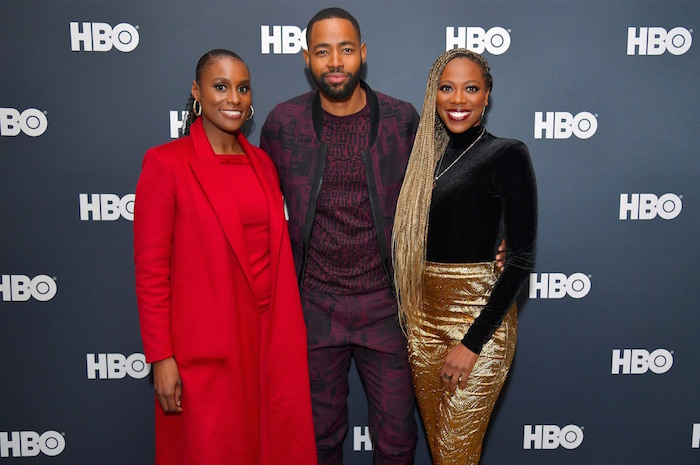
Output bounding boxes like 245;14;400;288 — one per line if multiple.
408;261;517;465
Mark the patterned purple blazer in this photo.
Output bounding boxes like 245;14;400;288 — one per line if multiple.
260;81;419;291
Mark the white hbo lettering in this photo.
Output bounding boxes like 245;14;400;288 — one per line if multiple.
0;431;65;458
534;111;597;139
627;27;693;55
445;27;511;54
69;22;140;52
170;110;188;138
0;108;48;137
619;193;682;220
86;353;151;379
523;425;584;450
0;275;57;302
528;273;591;299
353;426;373;451
611;349;673;375
79;193;135;221
260;25;308;54
692;423;700;448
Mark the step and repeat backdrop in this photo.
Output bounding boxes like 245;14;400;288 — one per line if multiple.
1;0;698;463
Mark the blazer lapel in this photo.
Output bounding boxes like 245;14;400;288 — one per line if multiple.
187;120;256;295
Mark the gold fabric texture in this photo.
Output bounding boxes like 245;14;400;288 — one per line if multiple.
409;261;517;465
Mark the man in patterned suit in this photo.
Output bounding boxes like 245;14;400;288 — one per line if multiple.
260;7;419;465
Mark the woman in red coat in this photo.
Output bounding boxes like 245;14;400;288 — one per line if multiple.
134;49;317;465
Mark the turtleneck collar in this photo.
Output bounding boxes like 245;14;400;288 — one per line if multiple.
446;125;485;150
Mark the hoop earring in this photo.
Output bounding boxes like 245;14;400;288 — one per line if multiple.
192;100;202;116
480;106;486;123
247;105;255;121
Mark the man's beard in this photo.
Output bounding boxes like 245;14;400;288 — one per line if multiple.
313;61;363;101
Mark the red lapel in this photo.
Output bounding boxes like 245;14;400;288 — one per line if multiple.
187;119;256;295
186;120;285;310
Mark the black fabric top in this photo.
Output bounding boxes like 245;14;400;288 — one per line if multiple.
427;125;538;354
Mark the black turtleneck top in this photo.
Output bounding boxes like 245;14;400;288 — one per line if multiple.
427;125;537;354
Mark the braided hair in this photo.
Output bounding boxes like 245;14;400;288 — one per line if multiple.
392;48;493;332
181;49;248;136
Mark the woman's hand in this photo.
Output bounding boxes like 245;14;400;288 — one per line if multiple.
495;238;506;270
152;356;183;414
440;344;479;395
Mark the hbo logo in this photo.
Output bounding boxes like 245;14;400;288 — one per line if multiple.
353;426;373;451
619;193;682;220
87;353;151;380
70;22;139;52
0;108;48;137
0;275;57;302
79;193;134;221
627;27;692;55
693;424;700;448
170;110;188;138
0;431;65;458
523;425;583;450
529;273;591;299
534;111;597;139
446;27;511;55
261;25;308;54
611;348;673;375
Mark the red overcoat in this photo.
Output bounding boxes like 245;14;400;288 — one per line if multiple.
134;119;316;465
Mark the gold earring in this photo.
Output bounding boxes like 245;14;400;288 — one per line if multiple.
247;105;255;121
192;100;202;116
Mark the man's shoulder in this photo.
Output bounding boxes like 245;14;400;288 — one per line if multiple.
267;90;315;116
372;89;418;115
373;91;419;128
367;87;419;134
262;91;316;140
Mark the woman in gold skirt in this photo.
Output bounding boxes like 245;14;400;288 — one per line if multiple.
393;48;537;464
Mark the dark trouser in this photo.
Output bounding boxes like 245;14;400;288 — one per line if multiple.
300;286;417;465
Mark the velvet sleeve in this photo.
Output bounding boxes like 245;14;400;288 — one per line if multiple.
462;141;537;354
133;148;176;363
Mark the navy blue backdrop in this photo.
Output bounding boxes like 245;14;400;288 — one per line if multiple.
1;1;698;463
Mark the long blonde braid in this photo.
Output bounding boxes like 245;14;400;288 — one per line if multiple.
392;48;492;332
